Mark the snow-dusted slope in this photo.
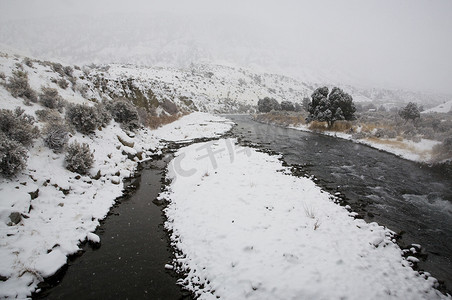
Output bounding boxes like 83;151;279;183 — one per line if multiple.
100;63;313;113
422;101;452;114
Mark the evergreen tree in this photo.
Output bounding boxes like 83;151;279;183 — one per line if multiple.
280;101;295;111
399;102;420;123
257;97;280;112
307;87;356;128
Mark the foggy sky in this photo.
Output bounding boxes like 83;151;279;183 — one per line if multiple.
1;0;451;94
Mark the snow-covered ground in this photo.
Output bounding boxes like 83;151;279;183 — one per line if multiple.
152;112;234;142
162;139;447;300
422;100;452;114
289;124;440;163
0;109;233;298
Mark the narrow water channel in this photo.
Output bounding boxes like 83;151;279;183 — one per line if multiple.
34;156;192;300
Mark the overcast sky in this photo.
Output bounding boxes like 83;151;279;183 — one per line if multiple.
1;0;451;94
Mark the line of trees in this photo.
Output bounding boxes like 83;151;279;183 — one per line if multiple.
258;87;357;129
257;97;302;113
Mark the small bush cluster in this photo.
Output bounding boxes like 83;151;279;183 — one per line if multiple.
23;57;33;68
258;97;280;113
0;108;39;176
65;141;94;175
35;109;63;123
6;70;37;104
63;66;74;78
39;87;64;110
65;102;112;134
74;83;88;98
106;99;140;131
51;63;64;76
65;104;100;134
0;107;39;147
0;133;28;177
57;79;69;89
280;101;295;111
94;102;112;127
373;128;397;139
43;123;70;152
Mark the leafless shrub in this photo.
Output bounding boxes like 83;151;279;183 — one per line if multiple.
94;102;112;127
51;63;64;76
23;57;33;68
65;104;100;134
63;66;73;77
57;79;69;89
0;132;27;177
65;141;94;175
35;109;63;123
39;87;64;110
43;122;70;152
0;107;39;147
106;98;140;131
6;70;37;103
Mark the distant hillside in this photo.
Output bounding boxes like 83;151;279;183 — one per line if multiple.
1;48;450;116
422;101;452;114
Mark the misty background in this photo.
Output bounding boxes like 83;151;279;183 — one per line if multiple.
0;0;451;95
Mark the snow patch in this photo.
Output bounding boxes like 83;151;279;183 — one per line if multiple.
163;139;446;299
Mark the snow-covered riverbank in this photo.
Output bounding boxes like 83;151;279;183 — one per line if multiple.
0;112;233;298
288;124;440;163
162;138;448;299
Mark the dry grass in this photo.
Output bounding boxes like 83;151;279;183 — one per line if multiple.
358;123;394;133
147;113;185;129
329;121;353;132
255;112;305;126
308;120;354;132
308;121;327;131
365;137;432;160
365;137;408;148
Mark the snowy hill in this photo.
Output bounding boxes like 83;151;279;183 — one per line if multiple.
422;101;452;114
2;47;449;117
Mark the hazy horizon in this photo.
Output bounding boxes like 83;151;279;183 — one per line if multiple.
1;0;451;95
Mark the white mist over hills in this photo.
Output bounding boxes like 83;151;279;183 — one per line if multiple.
0;0;452;95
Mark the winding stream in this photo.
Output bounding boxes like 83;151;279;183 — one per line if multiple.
34;156;192;300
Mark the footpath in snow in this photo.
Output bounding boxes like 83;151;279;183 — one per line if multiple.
162;138;447;300
0;112;233;299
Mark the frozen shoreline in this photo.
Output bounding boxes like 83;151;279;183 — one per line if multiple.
287;123;440;163
162;138;448;299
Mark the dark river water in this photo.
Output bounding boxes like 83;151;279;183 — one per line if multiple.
34;156;191;300
228;115;452;293
34;115;452;298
